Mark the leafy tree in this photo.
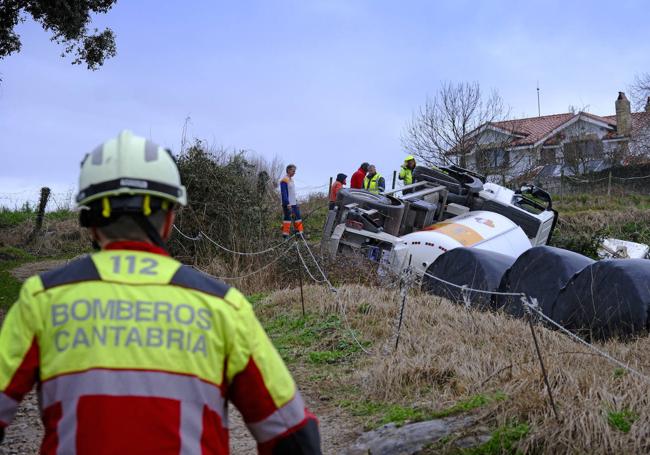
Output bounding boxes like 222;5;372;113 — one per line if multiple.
0;0;117;70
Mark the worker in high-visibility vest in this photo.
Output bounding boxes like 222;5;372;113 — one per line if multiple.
280;164;304;238
0;131;321;454
363;165;385;194
399;155;416;193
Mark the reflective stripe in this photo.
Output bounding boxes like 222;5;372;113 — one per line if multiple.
144;140;159;162
42;369;227;453
0;392;18;425
180;402;202;455
57;399;78;455
91;145;103;165
247;392;307;443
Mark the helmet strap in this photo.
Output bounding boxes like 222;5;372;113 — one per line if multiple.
133;214;169;252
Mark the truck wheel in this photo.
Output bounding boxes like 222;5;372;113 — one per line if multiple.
413;166;483;195
336;189;405;235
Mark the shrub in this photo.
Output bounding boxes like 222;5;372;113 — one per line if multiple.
170;141;287;292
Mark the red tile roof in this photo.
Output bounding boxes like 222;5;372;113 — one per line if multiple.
489;113;575;146
484;111;648;147
602;112;649;131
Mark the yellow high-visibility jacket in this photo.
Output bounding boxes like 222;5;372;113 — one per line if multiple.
363;173;385;194
0;243;320;454
398;166;413;185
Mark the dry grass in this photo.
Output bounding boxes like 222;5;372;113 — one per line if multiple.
0;216;89;258
260;284;650;454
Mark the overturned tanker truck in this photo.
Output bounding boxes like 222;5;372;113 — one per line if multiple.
322;165;650;340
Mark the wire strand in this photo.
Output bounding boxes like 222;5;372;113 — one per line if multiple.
172;224;296;255
192;243;295;281
520;297;650;384
297;233;371;354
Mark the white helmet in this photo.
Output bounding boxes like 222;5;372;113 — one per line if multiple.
77;130;187;207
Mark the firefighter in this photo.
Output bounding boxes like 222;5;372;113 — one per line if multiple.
363;165;385;194
328;173;347;209
350;162;368;189
0;131;321;454
280;164;304;238
399;155;416;193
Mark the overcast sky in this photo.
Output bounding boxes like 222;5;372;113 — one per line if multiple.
1;0;648;206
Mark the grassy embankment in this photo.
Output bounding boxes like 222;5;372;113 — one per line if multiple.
255;284;650;454
551;193;650;257
2;194;650;452
253;192;650;453
0;206;87;307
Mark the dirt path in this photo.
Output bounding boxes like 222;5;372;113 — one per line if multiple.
0;260;359;454
0;375;357;454
9;260;69;282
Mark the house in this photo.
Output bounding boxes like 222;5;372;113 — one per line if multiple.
459;92;650;182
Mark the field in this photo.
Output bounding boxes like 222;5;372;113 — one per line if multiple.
1;192;650;453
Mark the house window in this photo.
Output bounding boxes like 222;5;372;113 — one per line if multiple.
540;148;557;164
477;148;509;171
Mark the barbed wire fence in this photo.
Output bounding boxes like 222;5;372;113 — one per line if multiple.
0;189;75;211
4;181;641;421
536;168;650;198
173;220;650;416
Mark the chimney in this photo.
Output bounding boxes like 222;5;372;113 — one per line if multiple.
645;96;650;113
615;91;632;136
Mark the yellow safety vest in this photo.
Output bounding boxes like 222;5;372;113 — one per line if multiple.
0;248;316;453
363;173;383;194
399;166;413;185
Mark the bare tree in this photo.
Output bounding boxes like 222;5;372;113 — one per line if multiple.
630;72;650;111
628;73;650;157
402;81;508;168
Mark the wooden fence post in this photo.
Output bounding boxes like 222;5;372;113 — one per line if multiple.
25;187;50;245
607;171;612;197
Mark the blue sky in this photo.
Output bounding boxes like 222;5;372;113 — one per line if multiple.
1;0;648;206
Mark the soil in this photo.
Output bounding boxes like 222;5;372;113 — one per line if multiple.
0;260;360;454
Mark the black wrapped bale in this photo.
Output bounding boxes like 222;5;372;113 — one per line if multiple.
497;246;594;318
422;247;517;310
551;259;650;340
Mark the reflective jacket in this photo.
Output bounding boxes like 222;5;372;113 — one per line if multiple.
0;242;320;454
398;165;413;185
363;173;385;194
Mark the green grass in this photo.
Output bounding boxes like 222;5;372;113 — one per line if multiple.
554;193;650;215
0;206;75;229
432;392;507;418
0;247;34;308
459;422;529;455
262;312;366;364
340;392;507;430
607;409;637;433
246;292;269;306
